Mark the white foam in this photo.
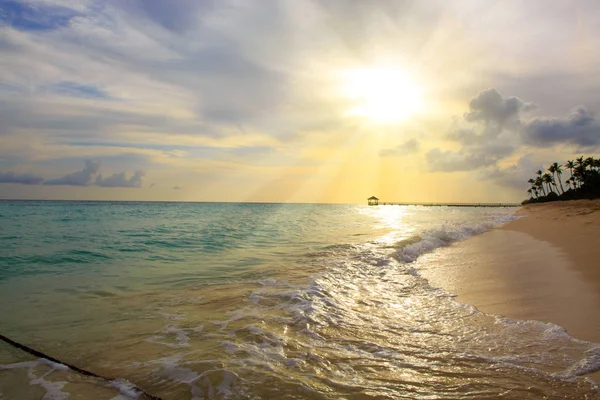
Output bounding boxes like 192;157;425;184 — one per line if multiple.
29;374;69;400
150;353;203;399
107;379;141;399
393;214;520;263
165;326;191;347
146;324;193;348
260;278;277;285
213;369;238;397
556;346;600;378
161;312;185;320
0;359;70;400
39;359;69;371
221;340;239;354
248;292;262;303
0;360;39;370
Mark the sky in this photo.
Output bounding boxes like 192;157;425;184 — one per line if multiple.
1;0;600;204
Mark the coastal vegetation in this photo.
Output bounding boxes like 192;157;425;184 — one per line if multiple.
523;156;600;204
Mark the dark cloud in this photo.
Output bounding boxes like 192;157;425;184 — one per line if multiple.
96;171;144;188
44;159;101;186
0;171;44;185
522;107;600;149
43;159;145;188
429;87;600;175
380;139;420;157
464;88;536;134
429;89;536;173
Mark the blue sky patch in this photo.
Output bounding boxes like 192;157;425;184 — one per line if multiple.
48;81;109;99
0;1;80;31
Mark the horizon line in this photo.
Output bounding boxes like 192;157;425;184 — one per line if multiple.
0;198;522;206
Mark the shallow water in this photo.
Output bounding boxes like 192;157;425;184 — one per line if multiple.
0;201;599;399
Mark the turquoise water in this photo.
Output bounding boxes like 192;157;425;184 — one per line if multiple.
0;201;599;399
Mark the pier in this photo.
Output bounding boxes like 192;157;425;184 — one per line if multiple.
376;202;519;207
366;197;519;207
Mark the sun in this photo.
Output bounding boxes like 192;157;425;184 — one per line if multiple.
340;67;423;124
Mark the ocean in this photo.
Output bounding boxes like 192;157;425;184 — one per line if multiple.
0;201;598;399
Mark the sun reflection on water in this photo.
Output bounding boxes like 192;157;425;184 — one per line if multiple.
361;205;418;245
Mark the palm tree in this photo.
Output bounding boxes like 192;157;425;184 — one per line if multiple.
585;156;595;168
576;156;587;173
549;162;565;194
548;164;558;194
527;188;533;199
574;164;586;188
542;173;555;194
535;176;546;196
566;160;575;181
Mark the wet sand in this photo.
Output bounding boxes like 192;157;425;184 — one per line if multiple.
419;200;600;380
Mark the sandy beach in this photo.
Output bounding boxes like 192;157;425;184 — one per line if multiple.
419;200;600;379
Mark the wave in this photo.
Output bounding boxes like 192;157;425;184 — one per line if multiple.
391;214;520;263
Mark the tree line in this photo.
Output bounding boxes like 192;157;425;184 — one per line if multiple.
523;156;600;204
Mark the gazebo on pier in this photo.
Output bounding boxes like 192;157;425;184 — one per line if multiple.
367;196;379;206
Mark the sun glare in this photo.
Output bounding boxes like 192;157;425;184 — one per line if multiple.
341;67;423;124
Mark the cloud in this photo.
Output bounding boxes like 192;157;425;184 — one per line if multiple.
0;171;44;184
427;88;539;173
429;87;600;175
426;146;513;172
96;170;144;188
522;107;600;149
46;81;109;99
44;159;101;186
482;155;541;190
42;159;144;188
120;0;212;34
380;138;420;157
464;88;536;134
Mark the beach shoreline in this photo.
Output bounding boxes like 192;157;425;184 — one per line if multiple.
419;199;600;380
501;200;600;293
